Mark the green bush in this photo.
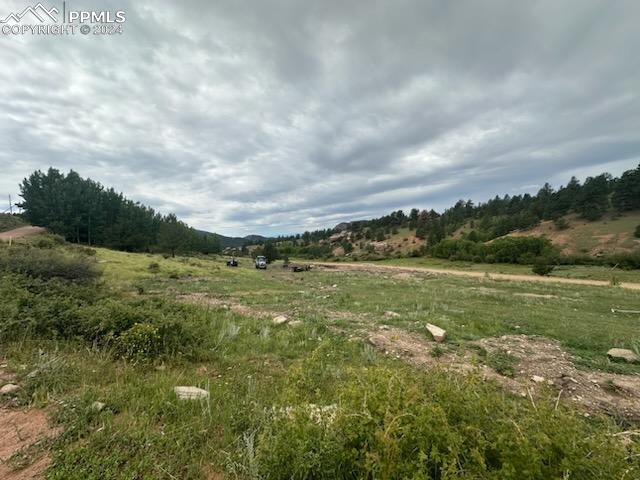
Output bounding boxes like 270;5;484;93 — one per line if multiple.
114;323;161;362
431;237;557;265
256;367;636;479
532;259;555;276
148;261;160;273
0;246;100;281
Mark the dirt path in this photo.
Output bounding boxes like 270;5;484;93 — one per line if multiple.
314;261;640;290
0;227;46;241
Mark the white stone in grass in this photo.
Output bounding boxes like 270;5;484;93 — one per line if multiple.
531;375;545;383
91;401;106;412
426;323;447;343
384;311;400;318
0;383;20;395
607;348;640;364
174;386;209;400
272;315;289;325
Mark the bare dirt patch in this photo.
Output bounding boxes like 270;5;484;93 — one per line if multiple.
367;328;640;421
177;292;271;317
0;227;47;242
0;368;60;480
514;293;558;299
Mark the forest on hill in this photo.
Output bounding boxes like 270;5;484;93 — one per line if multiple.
267;164;640;265
17;169;221;256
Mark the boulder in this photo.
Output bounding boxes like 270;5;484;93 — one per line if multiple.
174;386;210;400
607;348;640;364
272;315;289;325
0;383;20;395
426;324;446;343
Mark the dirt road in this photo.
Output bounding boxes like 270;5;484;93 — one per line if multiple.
314;261;640;291
0;226;46;241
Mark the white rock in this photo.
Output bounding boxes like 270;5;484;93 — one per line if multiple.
384;311;400;318
607;348;640;364
272;315;289;325
426;323;447;343
288;320;303;327
0;383;20;395
174;386;210;400
531;375;545;383
91;401;106;412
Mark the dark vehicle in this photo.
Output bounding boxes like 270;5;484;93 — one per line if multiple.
226;257;238;267
255;255;267;269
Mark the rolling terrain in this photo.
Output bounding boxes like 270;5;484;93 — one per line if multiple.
1;230;639;478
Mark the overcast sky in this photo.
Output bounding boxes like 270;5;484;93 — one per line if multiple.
1;0;638;236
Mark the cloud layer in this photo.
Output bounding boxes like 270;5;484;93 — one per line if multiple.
1;0;638;235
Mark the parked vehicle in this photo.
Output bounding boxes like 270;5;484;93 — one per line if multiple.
226;257;238;267
255;255;267;269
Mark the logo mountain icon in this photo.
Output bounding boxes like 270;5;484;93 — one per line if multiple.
0;3;59;23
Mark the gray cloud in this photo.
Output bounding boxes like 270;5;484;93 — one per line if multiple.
0;0;638;235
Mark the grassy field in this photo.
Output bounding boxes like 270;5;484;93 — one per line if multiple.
1;239;640;478
373;255;640;283
0;213;26;233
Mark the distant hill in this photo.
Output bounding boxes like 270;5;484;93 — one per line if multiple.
196;230;268;248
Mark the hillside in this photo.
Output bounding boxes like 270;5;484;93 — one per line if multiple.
506;211;640;256
0;214;26;233
196;230;267;249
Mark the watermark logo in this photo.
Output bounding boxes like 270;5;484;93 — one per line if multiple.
0;3;59;23
1;2;126;36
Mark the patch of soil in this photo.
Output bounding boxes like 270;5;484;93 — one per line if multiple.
176;292;274;318
514;293;558;299
367;329;640;421
0;226;47;242
0;368;60;480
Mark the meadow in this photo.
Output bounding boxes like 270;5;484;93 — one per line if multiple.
1;237;640;479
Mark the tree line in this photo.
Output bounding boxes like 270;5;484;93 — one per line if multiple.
276;164;640;250
18;169;221;256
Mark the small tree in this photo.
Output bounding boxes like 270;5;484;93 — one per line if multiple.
262;242;279;263
532;258;554;276
157;214;187;257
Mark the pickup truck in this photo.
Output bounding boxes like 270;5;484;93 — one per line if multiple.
254;255;267;269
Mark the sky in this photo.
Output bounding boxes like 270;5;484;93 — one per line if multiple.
0;0;638;236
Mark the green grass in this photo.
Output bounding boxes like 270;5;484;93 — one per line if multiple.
1;244;640;478
375;255;640;283
0;213;26;232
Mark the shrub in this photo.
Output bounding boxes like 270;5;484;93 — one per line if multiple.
553;217;570;230
114;323;161;362
148;262;160;273
0;246;100;281
532;259;555;276
256;367;635;479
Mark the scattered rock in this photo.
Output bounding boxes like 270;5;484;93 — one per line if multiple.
331;284;338;288
288;320;303;327
91;401;106;412
0;383;20;395
379;324;390;330
426;323;447;343
272;315;289;325
531;375;545;383
607;348;640;364
174;386;210;400
384;311;400;318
